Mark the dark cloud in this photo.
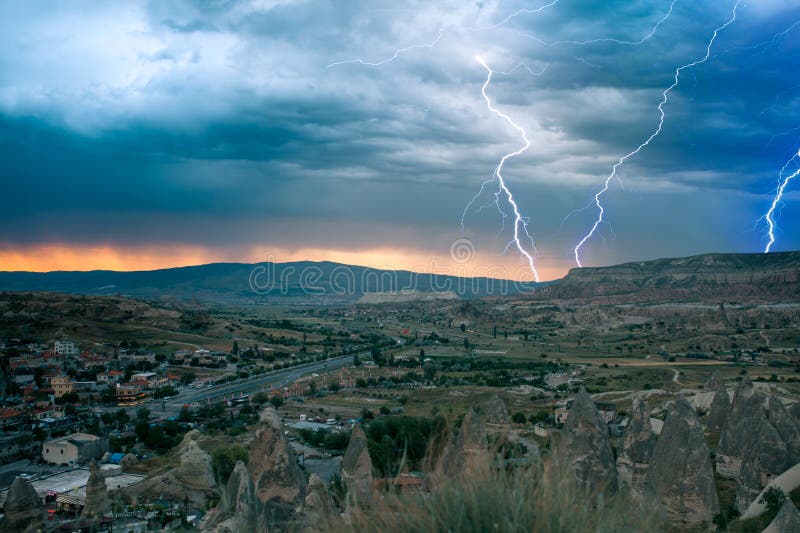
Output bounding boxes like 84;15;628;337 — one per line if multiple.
1;0;800;272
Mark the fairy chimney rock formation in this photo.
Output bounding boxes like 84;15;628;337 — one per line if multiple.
2;477;44;533
82;462;110;519
207;460;260;533
735;416;793;512
559;388;618;494
616;398;655;493
249;407;306;514
341;424;373;507
704;382;731;433
764;499;800;533
647;396;719;529
717;378;766;478
175;431;216;491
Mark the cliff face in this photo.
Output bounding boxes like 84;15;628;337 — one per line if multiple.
532;251;800;303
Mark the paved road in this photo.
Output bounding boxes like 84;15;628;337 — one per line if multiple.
151;353;359;417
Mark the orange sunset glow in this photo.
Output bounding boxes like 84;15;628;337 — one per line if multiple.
0;244;570;281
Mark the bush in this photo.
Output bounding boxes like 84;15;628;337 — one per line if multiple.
212;445;249;485
327;462;666;532
759;486;786;515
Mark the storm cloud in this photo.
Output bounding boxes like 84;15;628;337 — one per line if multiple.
1;0;799;278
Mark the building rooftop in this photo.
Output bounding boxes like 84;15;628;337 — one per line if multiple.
45;432;100;445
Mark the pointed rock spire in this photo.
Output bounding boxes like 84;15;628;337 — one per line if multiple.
735;416;792;511
2;476;43;532
82;461;110;519
342;425;373;507
560;388;618;494
764;499;800;533
717;377;766;478
647;396;719;529
616;398;654;493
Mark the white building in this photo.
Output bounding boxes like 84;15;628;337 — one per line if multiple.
54;339;79;356
42;433;103;466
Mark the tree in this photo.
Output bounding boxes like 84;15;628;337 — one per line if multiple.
232;341;239;356
460;323;466;333
100;412;115;427
308;380;317;395
353;353;360;367
269;395;284;409
212;445;249;484
115;409;130;427
178;406;192;423
251;392;268;405
180;372;197;386
329;382;341;393
136;407;150;421
760;486;786;515
512;412;527;424
493;326;497;339
371;345;383;366
419;348;425;367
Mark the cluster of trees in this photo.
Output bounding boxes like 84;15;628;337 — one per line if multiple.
132;408;186;453
364;416;446;476
296;427;350;451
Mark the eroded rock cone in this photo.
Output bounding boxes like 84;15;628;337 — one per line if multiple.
736;416;793;512
249;407;306;518
559;388;618;494
342;425;373;507
787;401;800;423
705;371;724;392
717;377;766;478
2;477;43;533
483;395;510;430
647;396;719;529
120;452;139;470
303;473;336;529
704;382;730;433
83;462;110;519
764;499;800;533
768;395;800;460
457;408;491;473
175;432;216;491
207;460;261;533
616;398;654;493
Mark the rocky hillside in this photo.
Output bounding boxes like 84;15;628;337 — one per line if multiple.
0;261;533;306
534;251;800;303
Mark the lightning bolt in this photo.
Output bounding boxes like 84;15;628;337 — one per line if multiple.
763;149;800;253
572;0;742;267
511;0;678;48
327;29;446;68
463;57;539;282
327;1;560;68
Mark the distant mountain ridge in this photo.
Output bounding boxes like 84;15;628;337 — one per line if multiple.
0;261;532;305
532;251;800;303
1;251;798;306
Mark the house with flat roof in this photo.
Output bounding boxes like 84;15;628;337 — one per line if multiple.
42;432;103;466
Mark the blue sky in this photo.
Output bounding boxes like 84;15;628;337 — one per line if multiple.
1;0;799;279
